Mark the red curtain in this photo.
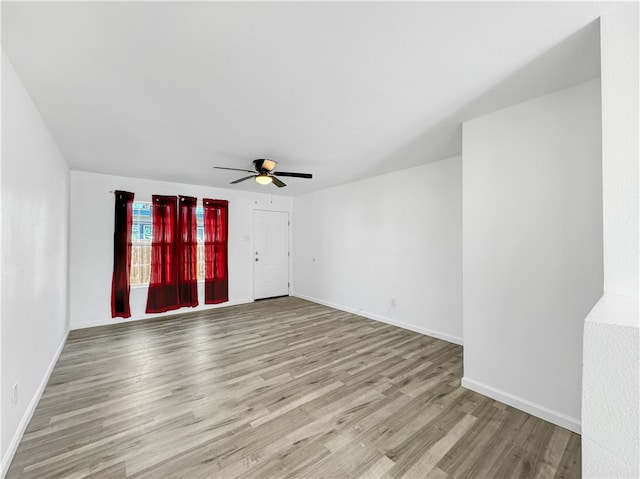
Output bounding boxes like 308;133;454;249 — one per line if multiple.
146;195;180;313
177;196;198;308
111;190;135;318
203;199;229;304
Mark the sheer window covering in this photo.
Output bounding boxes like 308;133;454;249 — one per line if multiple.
177;195;199;308
111;190;135;318
203;199;229;304
145;195;180;313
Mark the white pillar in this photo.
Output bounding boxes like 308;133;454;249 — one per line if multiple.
582;4;639;478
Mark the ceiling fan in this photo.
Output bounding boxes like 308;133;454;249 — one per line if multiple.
214;159;312;188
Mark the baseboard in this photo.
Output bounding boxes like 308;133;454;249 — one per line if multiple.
1;330;69;478
461;377;581;434
71;297;255;330
292;292;463;346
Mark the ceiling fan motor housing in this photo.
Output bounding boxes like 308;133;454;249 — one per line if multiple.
254;159;276;172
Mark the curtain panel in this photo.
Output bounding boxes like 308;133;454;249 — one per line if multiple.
177;195;199;308
111;190;135;318
146;195;180;313
203;199;229;304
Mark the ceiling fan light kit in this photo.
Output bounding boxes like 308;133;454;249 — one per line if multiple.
255;173;273;185
214;159;312;188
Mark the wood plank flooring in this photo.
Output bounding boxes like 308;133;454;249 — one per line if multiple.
7;297;580;478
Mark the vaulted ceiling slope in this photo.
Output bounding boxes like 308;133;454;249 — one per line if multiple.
2;2;614;196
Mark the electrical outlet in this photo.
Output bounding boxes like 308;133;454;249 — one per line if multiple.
12;382;18;406
391;298;396;307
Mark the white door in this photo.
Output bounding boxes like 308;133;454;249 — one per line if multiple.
254;210;289;299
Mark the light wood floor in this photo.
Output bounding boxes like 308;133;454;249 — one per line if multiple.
7;297;580;478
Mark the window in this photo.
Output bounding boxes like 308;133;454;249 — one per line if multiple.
196;206;205;282
130;201;205;286
130;202;152;285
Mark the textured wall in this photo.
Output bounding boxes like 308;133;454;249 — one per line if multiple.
582;3;640;477
1;51;70;475
462;79;603;432
293;156;463;345
583;299;639;478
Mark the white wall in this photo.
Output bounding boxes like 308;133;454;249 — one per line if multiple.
0;58;3;475
1;51;70;475
598;8;639;300
69;171;293;329
292;156;462;345
461;79;603;433
582;4;639;477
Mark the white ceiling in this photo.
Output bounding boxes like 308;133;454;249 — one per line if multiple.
2;1;614;196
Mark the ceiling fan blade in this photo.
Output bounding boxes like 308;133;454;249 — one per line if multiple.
272;171;313;179
230;175;255;184
271;176;287;188
214;166;255;173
